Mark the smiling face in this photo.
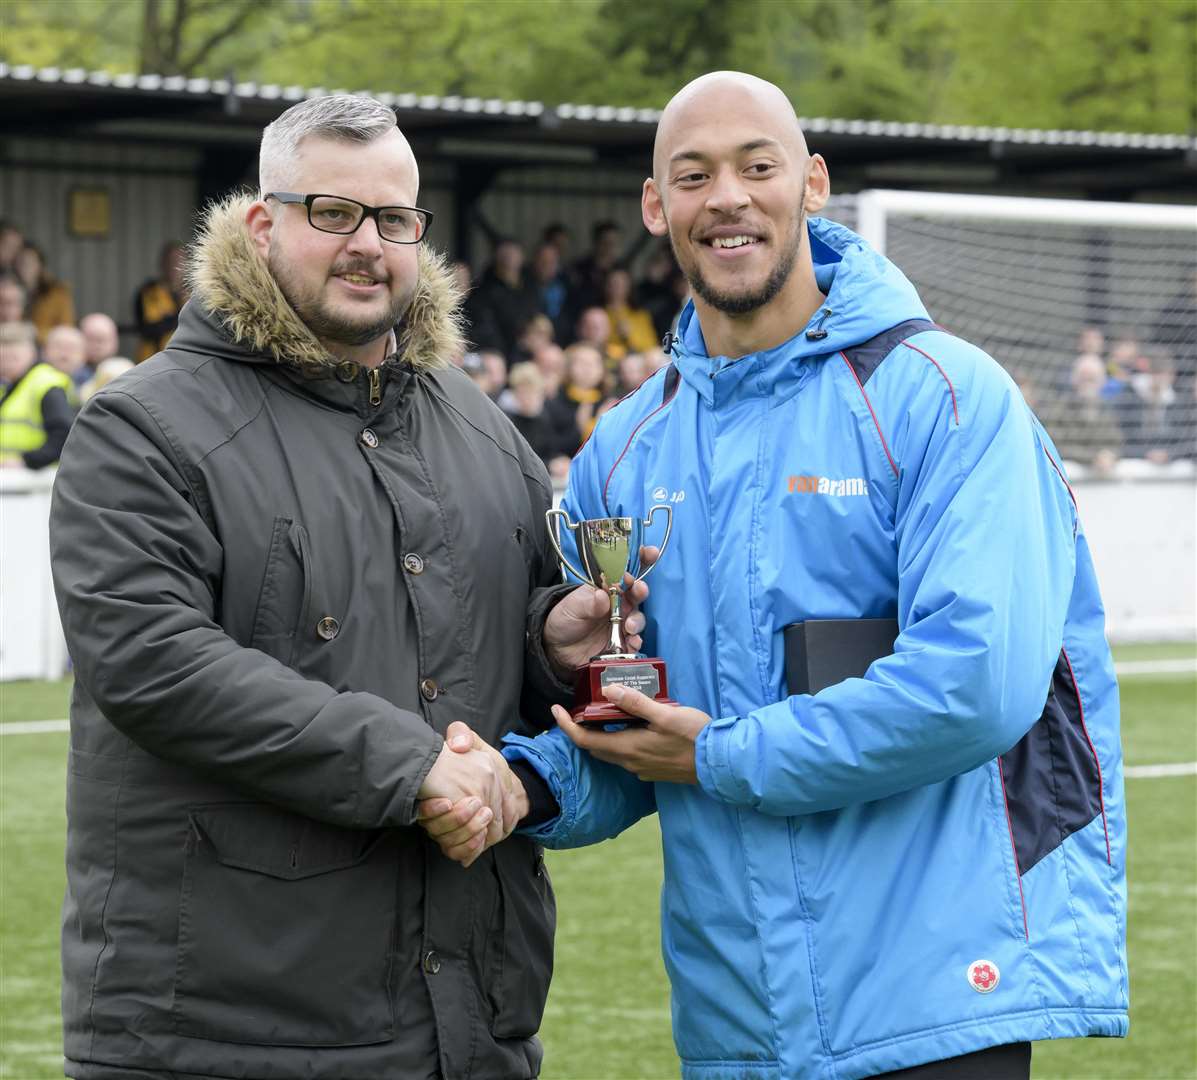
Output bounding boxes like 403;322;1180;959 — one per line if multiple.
643;73;828;320
247;129;420;351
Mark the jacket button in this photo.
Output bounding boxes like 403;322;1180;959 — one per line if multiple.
316;616;340;640
403;552;425;574
422;949;441;974
335;361;357;383
360;428;379;449
419;677;438;701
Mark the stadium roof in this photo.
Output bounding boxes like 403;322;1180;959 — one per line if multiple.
3;63;1195;198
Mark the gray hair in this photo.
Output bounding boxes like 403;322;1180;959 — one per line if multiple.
259;94;398;194
0;320;37;347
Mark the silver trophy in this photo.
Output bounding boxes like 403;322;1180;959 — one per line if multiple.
545;505;674;726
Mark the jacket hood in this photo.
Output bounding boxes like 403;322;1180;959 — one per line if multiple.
675;216;929;369
185;192;464;374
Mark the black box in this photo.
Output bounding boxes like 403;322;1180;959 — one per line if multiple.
783;618;899;696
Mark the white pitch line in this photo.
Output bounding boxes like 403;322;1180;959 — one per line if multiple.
0;719;69;735
1115;658;1197;676
1;719;1193;781
1124;762;1197;779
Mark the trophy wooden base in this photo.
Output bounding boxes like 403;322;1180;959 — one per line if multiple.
571;655;674;729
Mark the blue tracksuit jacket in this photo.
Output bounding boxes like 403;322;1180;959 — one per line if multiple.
505;217;1128;1079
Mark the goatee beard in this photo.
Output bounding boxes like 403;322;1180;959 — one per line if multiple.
268;247;412;347
677;184;806;317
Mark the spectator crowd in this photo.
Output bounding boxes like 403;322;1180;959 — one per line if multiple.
1;213;1193;477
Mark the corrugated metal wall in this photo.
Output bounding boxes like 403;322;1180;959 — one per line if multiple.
1;136;200;353
0;141;657;343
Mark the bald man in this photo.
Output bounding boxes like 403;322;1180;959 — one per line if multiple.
427;72;1127;1079
79;311;119;367
43;324;89;387
50;93;636;1080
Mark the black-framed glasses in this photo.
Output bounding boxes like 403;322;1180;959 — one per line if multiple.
266;192;433;244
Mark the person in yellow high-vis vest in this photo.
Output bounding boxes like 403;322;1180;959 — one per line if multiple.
0;320;75;469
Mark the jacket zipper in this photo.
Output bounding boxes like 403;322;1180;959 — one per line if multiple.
368;367;381;407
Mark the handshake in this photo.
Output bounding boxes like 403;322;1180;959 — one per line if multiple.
415;721;527;867
413;555;662;867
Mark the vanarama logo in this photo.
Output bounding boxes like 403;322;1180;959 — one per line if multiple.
788;475;869;496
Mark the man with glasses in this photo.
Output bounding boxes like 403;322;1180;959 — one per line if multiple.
50;94;637;1080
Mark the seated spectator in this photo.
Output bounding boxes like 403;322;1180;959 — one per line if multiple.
1124;351;1181;462
15;244;74;343
505;362;571;481
527;242;574;343
638;244;681;339
530;343;579;454
135;241;187;362
1077;325;1105;361
44;325;91;389
0;221;24;274
1104;335;1139;400
79;357;135;403
459;349;508;402
80;312;121;368
614;351;649;398
465;239;540;362
0;321;75;470
1038;352;1122;473
604;269;659;355
533;342;566;395
571;220;623;312
574;305;626;369
514;313;556;365
1152;269;1196;401
558;342;614;451
0;273;26;324
541;222;571;263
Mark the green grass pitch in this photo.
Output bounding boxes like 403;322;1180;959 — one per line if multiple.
1;652;1194;1079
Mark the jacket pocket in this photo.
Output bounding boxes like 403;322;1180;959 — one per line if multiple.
249;518;312;666
173;803;397;1047
487;836;556;1039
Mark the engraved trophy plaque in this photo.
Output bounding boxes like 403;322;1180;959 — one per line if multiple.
545;505;674;728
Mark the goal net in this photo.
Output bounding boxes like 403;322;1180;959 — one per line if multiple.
822;191;1196;468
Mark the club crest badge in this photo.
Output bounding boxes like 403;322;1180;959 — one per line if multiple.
967;959;1000;993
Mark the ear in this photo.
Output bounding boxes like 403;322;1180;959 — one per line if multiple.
804;155;830;215
245;199;275;257
641;178;668;238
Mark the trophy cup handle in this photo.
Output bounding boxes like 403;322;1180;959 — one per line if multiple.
545;508;591;586
633;503;673;584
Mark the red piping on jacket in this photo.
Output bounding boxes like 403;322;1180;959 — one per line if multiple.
1041;444;1079;519
840;353;899;478
602;378;681;512
1062;647;1113;865
902;341;960;425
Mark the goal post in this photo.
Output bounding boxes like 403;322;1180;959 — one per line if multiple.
854;189;1196;256
826;189;1196;470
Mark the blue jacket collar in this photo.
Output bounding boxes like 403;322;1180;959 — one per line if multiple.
672;218;929;407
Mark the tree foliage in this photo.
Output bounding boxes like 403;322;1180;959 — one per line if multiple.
1;0;1193;133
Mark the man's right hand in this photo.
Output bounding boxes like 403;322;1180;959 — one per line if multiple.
417;723;527;866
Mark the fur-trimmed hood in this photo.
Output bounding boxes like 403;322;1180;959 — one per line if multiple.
186;192;463;373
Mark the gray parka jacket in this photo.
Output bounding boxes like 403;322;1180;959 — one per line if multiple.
51;194;570;1080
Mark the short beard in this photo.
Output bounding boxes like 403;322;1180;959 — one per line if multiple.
676;184;806;317
268;243;413;347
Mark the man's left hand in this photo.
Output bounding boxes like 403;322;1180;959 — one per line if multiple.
550;684;710;784
542;546;659;678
